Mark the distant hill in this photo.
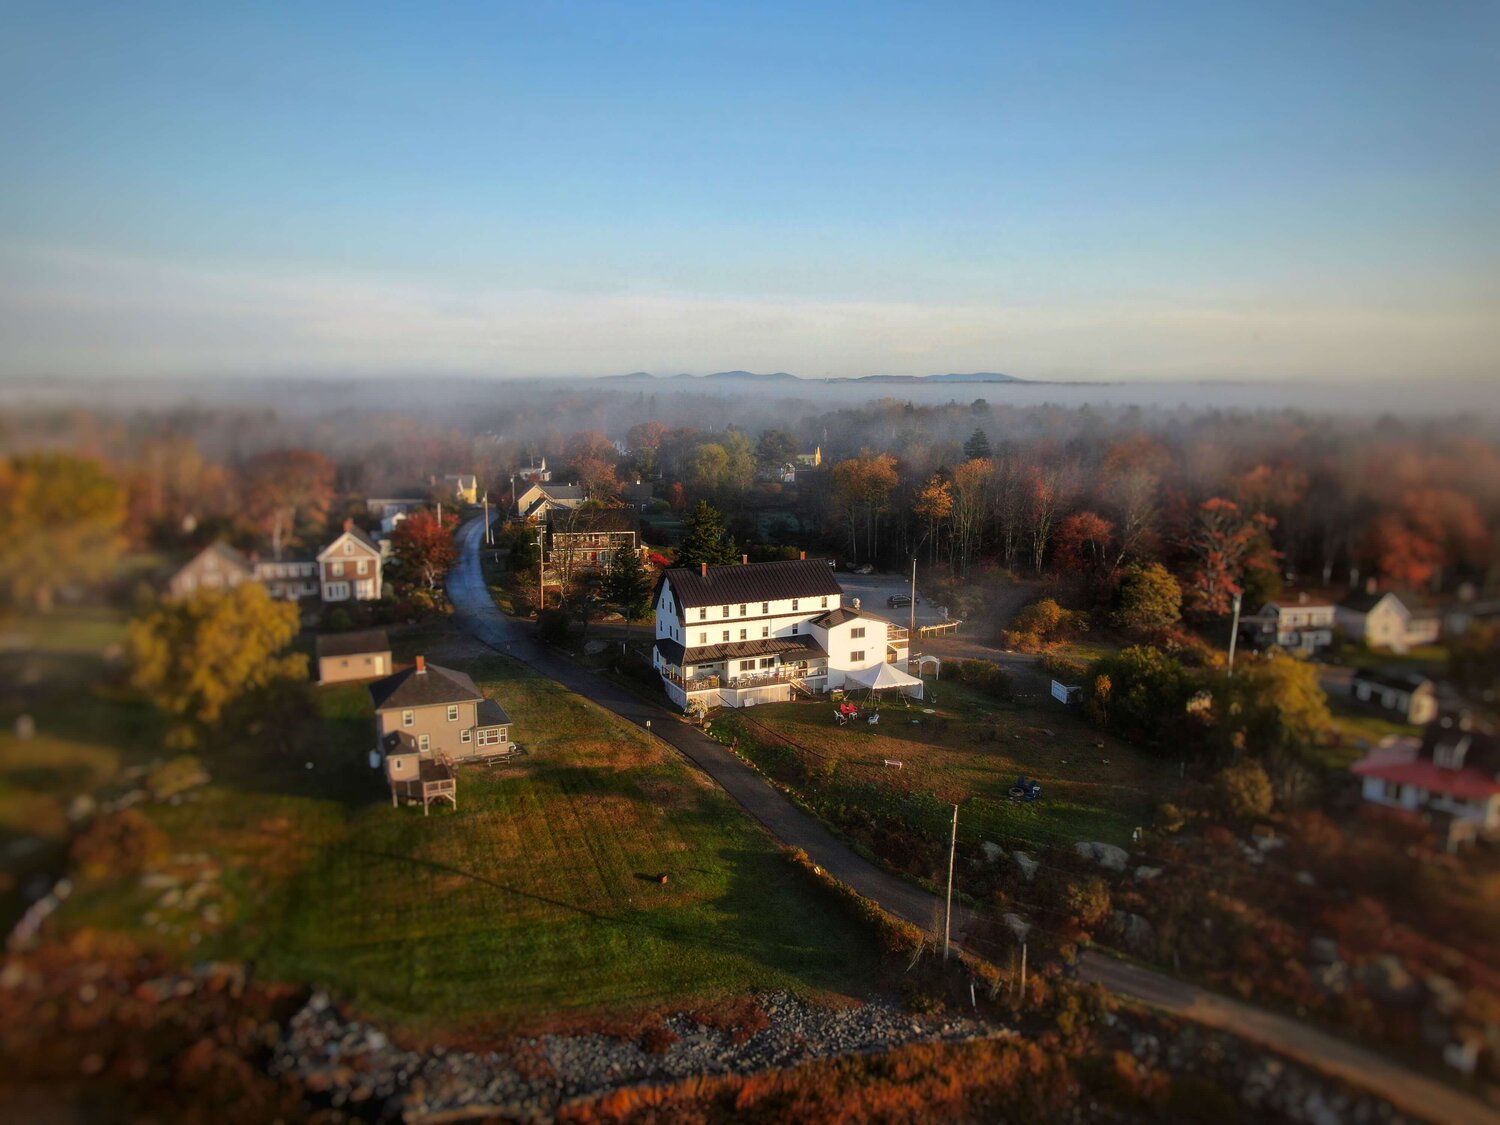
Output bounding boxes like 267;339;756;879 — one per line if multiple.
603;370;1026;384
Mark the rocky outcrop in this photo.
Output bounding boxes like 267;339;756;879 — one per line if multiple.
1074;840;1129;872
273;990;996;1120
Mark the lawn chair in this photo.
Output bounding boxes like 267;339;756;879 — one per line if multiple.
867;712;881;726
835;710;850;727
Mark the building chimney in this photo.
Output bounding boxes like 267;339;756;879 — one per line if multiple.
344;517;354;533
415;655;427;674
741;554;748;565
701;562;708;577
799;550;806;561
1298;591;1308;605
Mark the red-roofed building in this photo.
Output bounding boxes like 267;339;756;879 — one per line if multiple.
1352;722;1500;836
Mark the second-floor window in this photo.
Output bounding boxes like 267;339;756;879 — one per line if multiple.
418;734;430;751
821;596;828;608
850;650;865;663
699;632;707;644
722;605;730;617
357;560;368;575
739;629;747;640
333;561;344;576
739;604;747;616
402;709;414;727
761;626;769;637
792;599;799;610
761;602;769;613
698;608;707;620
721;631;730;642
850;626;865;639
447;705;459;721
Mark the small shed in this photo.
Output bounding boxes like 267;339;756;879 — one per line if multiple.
317;629;392;684
1051;680;1083;706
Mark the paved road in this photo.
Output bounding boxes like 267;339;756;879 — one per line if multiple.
450;518;1499;1125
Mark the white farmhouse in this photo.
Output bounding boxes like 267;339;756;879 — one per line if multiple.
1240;596;1337;655
651;557;913;709
1337;590;1442;654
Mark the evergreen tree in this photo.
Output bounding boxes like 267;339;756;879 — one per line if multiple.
604;545;653;622
963;427;992;460
675;501;740;568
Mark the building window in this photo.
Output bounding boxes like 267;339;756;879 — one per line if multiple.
402;709;414;727
792;599;799;610
851;626;866;638
739;604;747;616
760;657;775;668
418;734;430;751
739;629;747;640
699;632;707;644
850;650;865;663
698;608;706;620
333;561;344;576
792;623;799;634
447;705;459;721
722;631;730;642
357;559;368;575
761;626;769;637
741;660;756;671
722;605;730;617
461;729;472;743
761;602;768;613
478;727;505;747
821;596;829;608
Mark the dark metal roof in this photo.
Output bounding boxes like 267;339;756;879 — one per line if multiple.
663;558;841;609
476;698;512;727
316;629;391;658
1352;667;1433;692
369;663;483;710
655;633;824;667
1340;590;1408;614
812;605;894;629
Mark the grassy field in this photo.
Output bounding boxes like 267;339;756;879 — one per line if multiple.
717;679;1176;856
14;623;881;1035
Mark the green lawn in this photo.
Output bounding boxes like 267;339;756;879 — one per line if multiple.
717;681;1175;854
47;652;882;1034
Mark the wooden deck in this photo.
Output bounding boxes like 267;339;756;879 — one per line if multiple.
390;755;457;815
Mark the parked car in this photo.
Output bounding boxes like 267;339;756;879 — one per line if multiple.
888;593;919;608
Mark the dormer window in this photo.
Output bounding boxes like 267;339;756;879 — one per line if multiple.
344;541;353;554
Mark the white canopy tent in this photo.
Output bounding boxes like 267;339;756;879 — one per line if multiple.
844;661;925;700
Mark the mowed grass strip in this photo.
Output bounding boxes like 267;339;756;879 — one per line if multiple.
56;651;881;1034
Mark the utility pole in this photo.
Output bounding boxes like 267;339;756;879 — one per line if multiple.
1227;591;1243;677
909;554;918;672
943;803;958;960
482;493;490;545
1018;942;1027;1005
536;526;545;615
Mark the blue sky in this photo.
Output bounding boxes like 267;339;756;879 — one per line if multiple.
1;1;1496;380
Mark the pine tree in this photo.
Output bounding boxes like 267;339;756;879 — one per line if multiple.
963;428;992;461
675;501;740;568
604;545;653;622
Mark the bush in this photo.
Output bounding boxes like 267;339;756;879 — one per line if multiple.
1212;762;1274;819
1005;598;1088;652
1054;875;1113;930
1112;563;1182;635
146;755;210;800
953;659;1011;699
1040;653;1088;683
71;809;168;881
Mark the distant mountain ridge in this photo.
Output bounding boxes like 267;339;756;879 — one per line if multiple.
601;370;1026;384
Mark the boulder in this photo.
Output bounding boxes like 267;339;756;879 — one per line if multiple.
1012;851;1038;882
1308;937;1340;965
1360;955;1422;1004
1133;865;1163;883
1111;910;1156;955
1074;841;1129;872
980;841;1004;864
1295;870;1317;887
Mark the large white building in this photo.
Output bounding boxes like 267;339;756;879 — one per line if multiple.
651;557;911;709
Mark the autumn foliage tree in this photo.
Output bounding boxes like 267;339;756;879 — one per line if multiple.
0;452;126;612
1183;498;1274;616
128;584;306;747
245;449;335;558
1112;563;1182;636
1053;511;1115;583
392;508;458;590
830;452;900;563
